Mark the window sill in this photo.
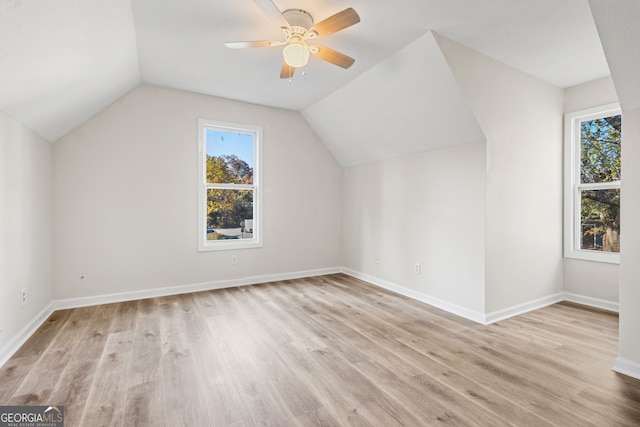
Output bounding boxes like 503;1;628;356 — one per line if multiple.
564;250;620;264
198;239;262;252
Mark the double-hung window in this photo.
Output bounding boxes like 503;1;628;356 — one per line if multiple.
198;119;262;251
564;103;621;263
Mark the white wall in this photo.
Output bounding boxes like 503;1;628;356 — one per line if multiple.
564;77;619;112
436;35;565;315
563;77;620;304
342;142;487;317
588;0;640;381
0;110;53;350
618;106;640;374
52;85;342;300
342;35;566;321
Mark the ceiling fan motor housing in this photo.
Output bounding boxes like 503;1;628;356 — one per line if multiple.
283;9;313;29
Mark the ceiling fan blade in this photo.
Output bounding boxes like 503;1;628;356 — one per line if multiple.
225;41;274;49
312;46;355;69
254;0;290;29
309;8;360;38
280;61;295;79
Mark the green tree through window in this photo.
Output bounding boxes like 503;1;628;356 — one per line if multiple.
579;114;621;253
206;154;254;238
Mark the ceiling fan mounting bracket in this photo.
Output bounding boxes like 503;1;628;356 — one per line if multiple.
282;9;313;30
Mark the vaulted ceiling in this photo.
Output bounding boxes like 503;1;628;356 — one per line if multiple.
0;0;610;162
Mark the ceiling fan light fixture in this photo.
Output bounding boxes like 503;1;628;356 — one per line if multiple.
283;42;310;68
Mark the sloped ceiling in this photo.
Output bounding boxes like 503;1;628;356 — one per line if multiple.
1;0;610;160
588;0;640;110
0;0;140;142
303;32;485;167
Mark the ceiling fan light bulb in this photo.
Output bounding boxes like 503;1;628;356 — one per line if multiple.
283;43;310;68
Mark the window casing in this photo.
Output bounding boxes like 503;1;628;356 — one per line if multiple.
564;103;621;264
198;119;262;251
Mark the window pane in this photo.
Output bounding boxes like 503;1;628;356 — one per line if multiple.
580;188;620;253
580;115;621;183
207;189;254;240
206;129;254;184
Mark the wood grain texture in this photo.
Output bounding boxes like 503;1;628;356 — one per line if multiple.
1;274;639;426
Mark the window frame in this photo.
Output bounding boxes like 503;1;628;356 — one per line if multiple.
564;103;621;264
197;119;263;252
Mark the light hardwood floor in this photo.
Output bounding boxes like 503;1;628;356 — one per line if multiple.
1;274;639;426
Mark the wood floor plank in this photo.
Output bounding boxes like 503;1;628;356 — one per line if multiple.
126;311;162;387
0;355;39;402
11;307;95;401
78;330;134;427
78;303;118;361
1;274;639;426
48;359;99;427
123;381;165;427
158;299;214;427
240;286;380;426
11;310;73;359
261;281;504;426
395;324;599;425
187;293;253;426
290;281;550;426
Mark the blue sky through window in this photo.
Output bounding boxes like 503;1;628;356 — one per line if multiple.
206;128;254;168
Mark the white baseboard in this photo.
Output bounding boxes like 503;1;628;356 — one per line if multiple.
485;293;565;324
0;302;55;368
53;267;341;311
341;268;487;324
614;357;640;380
563;292;619;312
0;266;631;371
341;269;616;326
0;267;340;367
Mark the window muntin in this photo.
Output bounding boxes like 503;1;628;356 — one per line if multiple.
564;104;621;263
198;120;262;251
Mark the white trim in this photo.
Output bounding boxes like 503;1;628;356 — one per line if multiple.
564;103;621;264
53;267;341;311
485;293;565;324
563;292;619;312
197;119;263;252
613;357;640;380
341;269;618;325
0;302;55;368
341;268;487;324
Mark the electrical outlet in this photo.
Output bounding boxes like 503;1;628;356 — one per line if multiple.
414;263;421;274
375;256;380;265
21;288;27;305
231;255;238;265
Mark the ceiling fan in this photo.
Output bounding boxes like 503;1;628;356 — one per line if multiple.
225;0;360;79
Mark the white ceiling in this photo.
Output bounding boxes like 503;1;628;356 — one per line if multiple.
0;0;139;142
588;0;640;110
0;0;609;143
304;32;486;167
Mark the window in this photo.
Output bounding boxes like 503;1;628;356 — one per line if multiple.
564;103;621;263
198;119;262;251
